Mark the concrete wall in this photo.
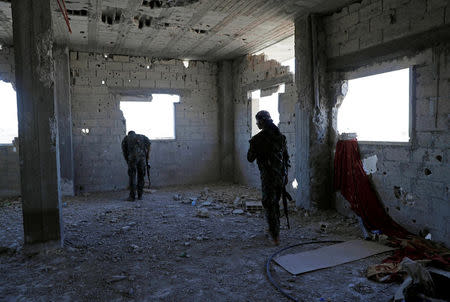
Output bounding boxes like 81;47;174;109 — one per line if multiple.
0;46;19;197
70;52;220;192
324;1;450;245
232;54;297;196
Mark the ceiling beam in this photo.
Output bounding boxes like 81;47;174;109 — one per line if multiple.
113;0;143;52
88;0;102;49
158;0;219;57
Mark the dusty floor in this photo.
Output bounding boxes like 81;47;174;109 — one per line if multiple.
0;184;398;301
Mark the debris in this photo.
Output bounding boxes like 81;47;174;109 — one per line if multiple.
425;233;432;240
190;197;197;206
196;208;209;218
245;201;263;213
130;244;139;250
179;251;189;258
232;209;244;215
144;188;157;193
183;242;190;246
233;197;241;207
107;275;127;283
122;226;131;231
201;201;212;206
173;194;182;201
394;258;436;302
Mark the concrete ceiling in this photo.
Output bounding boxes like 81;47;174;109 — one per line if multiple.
0;0;352;61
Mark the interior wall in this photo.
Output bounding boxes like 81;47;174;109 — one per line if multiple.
0;46;19;197
323;0;450;245
232;54;297;196
70;52;220;192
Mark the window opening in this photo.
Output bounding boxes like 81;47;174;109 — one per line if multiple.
120;94;180;140
337;68;410;142
0;81;18;144
250;84;283;136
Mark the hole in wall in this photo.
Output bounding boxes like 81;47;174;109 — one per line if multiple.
435;155;442;162
412;219;416;223
292;179;298;189
424;168;432;176
81;128;90;134
393;186;402;199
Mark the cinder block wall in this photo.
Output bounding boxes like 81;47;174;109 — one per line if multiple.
324;0;450;245
232;54;297;196
70;52;220;192
0;46;19;197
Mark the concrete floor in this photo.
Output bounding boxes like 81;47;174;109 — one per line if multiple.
0;184;398;301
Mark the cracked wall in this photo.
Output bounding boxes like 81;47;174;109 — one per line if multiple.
325;0;450;245
70;52;220;192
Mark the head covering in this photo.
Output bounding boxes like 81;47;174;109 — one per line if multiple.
128;130;136;136
255;110;272;123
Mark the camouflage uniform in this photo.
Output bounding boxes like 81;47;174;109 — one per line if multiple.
247;119;289;241
121;131;151;200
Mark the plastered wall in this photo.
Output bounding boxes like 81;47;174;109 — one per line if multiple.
324;0;450;245
70;52;220;192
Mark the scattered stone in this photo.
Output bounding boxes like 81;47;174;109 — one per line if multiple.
201;201;212;206
130;244;139;250
233;197;241;207
196;208;209;218
173;194;182;201
179;251;189;258
232;209;244;215
107;275;127;283
144;188;157;193
122;226;131;231
183;242;191;246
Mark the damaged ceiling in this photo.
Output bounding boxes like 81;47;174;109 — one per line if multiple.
0;0;352;60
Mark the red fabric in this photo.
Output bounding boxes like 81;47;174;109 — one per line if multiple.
334;139;450;281
334;139;408;238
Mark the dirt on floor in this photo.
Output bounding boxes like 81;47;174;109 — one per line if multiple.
0;184;399;301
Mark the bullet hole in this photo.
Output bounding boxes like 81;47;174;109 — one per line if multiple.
383;172;387;175
98;109;101;113
395;206;400;211
193;28;207;34
412;219;416;223
67;9;88;16
389;13;396;24
101;8;123;25
424;168;432;176
436;155;442;162
385;207;389;213
393;186;402;199
80;31;85;34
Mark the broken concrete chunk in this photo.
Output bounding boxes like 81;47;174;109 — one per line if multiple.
232;209;244;215
196;208;209;218
173;194;182;201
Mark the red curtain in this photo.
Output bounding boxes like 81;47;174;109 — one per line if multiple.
334;139;409;238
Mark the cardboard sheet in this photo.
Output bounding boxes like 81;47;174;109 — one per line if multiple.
274;240;395;275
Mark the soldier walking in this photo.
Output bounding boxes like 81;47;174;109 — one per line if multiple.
247;110;290;245
121;131;151;201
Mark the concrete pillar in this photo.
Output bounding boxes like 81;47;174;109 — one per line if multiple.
11;0;63;245
295;15;332;210
217;61;235;182
54;46;74;196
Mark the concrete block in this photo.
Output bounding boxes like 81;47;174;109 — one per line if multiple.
147;71;162;80
348;21;369;40
105;61;123;71
113;55;129;62
139;79;155;88
69;51;78;60
106;78;123;87
383;147;410;162
410;8;445;33
382;23;411;42
71;59;88;69
124;79;139;87
360;29;383;49
414;179;446;199
0;63;11;73
340;38;359;55
359;1;382;21
130;71;146;80
339;12;359;29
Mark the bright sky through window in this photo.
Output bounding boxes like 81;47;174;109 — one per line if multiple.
337;68;410;142
251;84;283;136
0;81;18;144
120;94;179;140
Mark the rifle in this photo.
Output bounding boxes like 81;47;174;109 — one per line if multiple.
281;186;292;229
145;158;151;188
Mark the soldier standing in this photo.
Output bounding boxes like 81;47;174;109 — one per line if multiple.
121;131;151;201
247;110;290;245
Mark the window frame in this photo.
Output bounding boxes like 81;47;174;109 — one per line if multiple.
340;67;414;146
